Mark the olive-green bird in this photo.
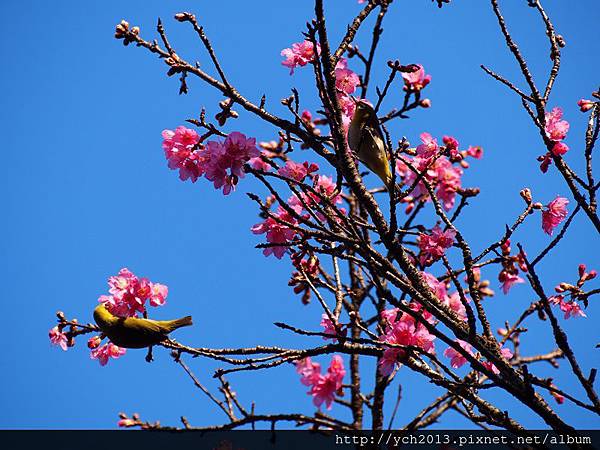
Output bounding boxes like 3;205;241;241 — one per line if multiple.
93;303;193;349
347;101;393;187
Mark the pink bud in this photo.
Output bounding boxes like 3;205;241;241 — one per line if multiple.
420;98;431;108
578;264;587;278
87;335;102;349
577;99;594;112
551;142;569;156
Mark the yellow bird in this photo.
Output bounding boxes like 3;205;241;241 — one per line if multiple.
347;101;393;187
93;303;193;349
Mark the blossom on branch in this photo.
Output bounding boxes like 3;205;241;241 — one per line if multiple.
98;268;169;318
162;128;258;194
202;132;259;195
49;326;68;351
162;126;202;182
281;41;320;74
541;196;569;235
378;307;436;376
417;225;456;265
443;340;474;369
401;64;431;92
295;355;345;410
251;206;299;259
90;342;127;366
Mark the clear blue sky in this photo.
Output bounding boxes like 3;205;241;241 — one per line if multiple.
1;0;598;430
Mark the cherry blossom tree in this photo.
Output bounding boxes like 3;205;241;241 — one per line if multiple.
50;0;599;437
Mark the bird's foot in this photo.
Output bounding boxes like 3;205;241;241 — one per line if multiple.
145;346;154;363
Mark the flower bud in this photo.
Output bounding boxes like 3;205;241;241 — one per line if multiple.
577;99;594;112
420;98;431;108
87;335;102;349
520;188;532;204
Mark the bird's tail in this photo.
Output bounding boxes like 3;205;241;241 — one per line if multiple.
166;316;193;331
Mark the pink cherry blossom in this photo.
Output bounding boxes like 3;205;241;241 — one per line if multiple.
466;145;483;159
377;306;436;375
335;68;360;95
90;342;126;366
248;152;272;172
149;283;168;307
444;291;469;321
201;132;259;195
482;347;513;375
544;107;569;142
401;64;431;91
560;301;586;319
381;308;400;325
577;99;594;112
162;126;203;182
551;142;569;156
99;268;168;318
295;357;322;386
442;135;460;159
421;271;448;300
443;340;474;369
499;271;524;294
542;196;569;235
396;153;463;211
296;356;345;410
281;41;320;74
251;206;299;259
310;356;345;409
417;225;456;265
278;160;318;182
416;132;438;158
49;326;68;351
320;314;347;341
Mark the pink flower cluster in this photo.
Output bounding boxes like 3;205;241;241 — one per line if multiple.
320;314;348;341
251;206;298;259
377;305;436;376
278;160;319;182
549;296;587;319
90;342;127;366
497;240;527;294
417;225;456;265
334;58;362;129
443;340;474;369
252;163;343;260
162;127;259;195
541;196;569;235
482;347;513;375
396;133;471;211
162;126;202;182
295;355;345;410
401;64;431;92
98;268;168;318
422;271;469;320
540;107;570;172
281;41;320;74
444;338;514;375
49;326;68;351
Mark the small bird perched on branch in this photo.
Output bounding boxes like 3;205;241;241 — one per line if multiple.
93;303;193;349
347;100;393;188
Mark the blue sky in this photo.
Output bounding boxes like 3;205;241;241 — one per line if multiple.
1;0;598;429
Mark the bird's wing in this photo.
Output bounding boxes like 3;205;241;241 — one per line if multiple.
359;125;386;163
122;317;168;337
